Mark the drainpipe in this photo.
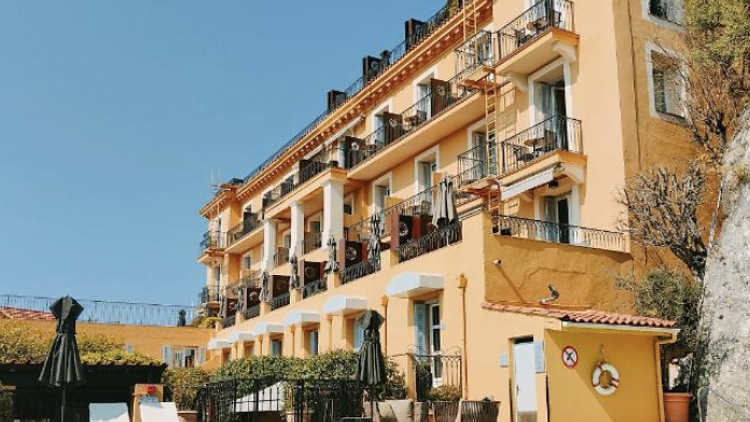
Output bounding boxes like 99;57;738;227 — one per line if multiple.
459;273;469;400
381;295;389;355
655;332;678;422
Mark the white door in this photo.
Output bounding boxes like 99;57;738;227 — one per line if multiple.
513;340;538;422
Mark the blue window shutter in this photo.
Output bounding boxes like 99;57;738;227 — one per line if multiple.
414;303;427;355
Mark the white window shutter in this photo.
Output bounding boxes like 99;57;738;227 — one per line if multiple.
197;347;206;365
162;345;173;367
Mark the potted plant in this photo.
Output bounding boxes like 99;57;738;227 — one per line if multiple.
427;385;461;422
0;383;13;422
616;267;701;422
162;368;210;422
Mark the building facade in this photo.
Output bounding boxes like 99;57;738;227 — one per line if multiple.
197;0;690;421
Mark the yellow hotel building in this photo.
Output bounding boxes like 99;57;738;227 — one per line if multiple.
197;0;690;421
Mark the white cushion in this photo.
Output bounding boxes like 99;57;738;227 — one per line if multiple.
139;402;179;422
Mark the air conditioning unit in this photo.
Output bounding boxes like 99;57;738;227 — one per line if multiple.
303;261;324;283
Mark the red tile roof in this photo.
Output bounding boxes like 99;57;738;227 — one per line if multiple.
482;302;677;329
0;306;56;321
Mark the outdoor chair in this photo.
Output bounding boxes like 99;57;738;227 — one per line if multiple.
89;403;129;422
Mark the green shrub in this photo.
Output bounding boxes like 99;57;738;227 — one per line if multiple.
0;383;12;422
189;316;222;329
427;385;461;402
162;368;210;411
212;355;305;381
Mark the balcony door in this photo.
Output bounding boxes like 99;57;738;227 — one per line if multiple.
414;301;442;387
536;78;566;122
544;194;571;244
513;339;538;422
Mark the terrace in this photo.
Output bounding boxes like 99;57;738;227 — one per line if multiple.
491;214;627;252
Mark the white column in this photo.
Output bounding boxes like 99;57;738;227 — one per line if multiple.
290;201;305;257
261;218;278;271
322;179;345;244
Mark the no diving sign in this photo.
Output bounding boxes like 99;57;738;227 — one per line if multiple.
561;346;578;368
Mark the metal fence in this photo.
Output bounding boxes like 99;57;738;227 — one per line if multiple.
302;278;327;299
270;293;290;311
201;231;227;252
455;30;495;77
340;260;381;285
227;217;262;248
492;214;626;252
408;353;462;402
397;221;463;263
497;0;575;60
0;294;194;327
195;378;363;422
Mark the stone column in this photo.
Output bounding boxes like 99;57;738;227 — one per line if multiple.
261;218;278;271
290;201;305;257
322;179;345;245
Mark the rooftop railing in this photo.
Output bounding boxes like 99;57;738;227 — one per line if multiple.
498;116;582;175
497;0;575;61
346;72;477;170
0;294;195;327
491;214;626;252
262;160;336;211
238;1;467;187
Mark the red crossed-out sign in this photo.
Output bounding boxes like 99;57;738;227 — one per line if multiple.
561;346;579;368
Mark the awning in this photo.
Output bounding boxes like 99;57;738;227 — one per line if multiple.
322;295;368;315
283;310;321;327
386;273;444;299
207;339;233;350
502;166;557;199
227;331;255;343
251;322;285;336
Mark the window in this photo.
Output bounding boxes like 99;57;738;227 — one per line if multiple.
415;148;439;193
543;193;572;244
373;185;390;212
414;302;443;386
271;339;283;356
349;318;365;351
416;83;432;119
244;343;255;357
125;344;135;354
309;220;322;234
308;330;320;356
651;52;685;118
344;195;354;215
374;113;386;144
649;0;683;23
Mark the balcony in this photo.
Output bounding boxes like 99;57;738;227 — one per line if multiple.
302;277;327;299
198;231;226;263
274;247;290;269
345;72;480;180
499;116;582;176
492;214;626;252
396;220;462;263
455;30;496;84
302;232;323;255
244;303;260;320
225;215;262;253
341;260;381;285
270;292;291;311
495;0;578;78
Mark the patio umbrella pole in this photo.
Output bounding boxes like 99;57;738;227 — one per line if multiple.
61;385;66;422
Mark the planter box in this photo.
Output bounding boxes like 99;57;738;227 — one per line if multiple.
177;410;198;422
431;402;459;422
461;401;500;422
286;410;313;422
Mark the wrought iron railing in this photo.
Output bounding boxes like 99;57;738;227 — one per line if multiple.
298;160;331;185
302;277;328;299
199;286;221;305
456;30;495;76
457;142;490;188
227;216;261;247
274;247;290;269
238;1;467;188
492;214;626;251
195;378;364;422
222;315;236;328
498;116;582;175
346;72;477;170
200;231;226;252
407;352;462;402
0;294;194;327
244;303;260;320
270;292;291;311
303;232;323;255
341;259;381;285
497;0;575;60
397;221;463;263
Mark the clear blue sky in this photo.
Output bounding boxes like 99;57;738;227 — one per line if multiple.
0;1;442;305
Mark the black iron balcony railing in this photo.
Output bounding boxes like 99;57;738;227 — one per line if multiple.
457;142;490;188
244;303;261;320
492;214;626;251
499;116;582;175
223;315;236;328
341;259;381;285
456;30;495;77
497;0;574;60
302;277;328;299
227;216;261;247
298;159;332;185
346;72;477;170
263;160;336;211
0;294;195;327
239;1;467;187
200;231;226;252
303;232;323;255
274;247;290;269
397;220;463;263
270;292;291;311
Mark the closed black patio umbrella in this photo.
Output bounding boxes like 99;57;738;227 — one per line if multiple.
39;296;86;422
324;234;339;274
259;271;270;302
367;214;383;269
355;309;386;419
289;254;300;289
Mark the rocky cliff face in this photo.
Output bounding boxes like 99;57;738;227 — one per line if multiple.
698;110;750;421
